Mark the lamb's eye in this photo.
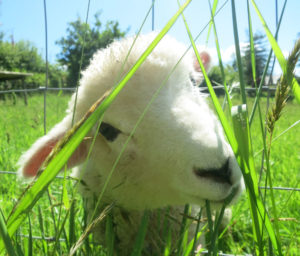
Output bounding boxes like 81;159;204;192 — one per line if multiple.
99;122;121;142
189;75;197;86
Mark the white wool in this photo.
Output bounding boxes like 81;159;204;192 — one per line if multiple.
18;33;243;254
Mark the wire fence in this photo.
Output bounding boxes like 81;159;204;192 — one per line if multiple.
0;85;277;95
0;84;298;196
1;0;298;253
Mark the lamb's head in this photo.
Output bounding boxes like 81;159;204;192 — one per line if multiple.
18;33;243;210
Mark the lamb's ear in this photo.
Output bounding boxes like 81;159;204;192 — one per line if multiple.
18;117;89;178
191;51;211;85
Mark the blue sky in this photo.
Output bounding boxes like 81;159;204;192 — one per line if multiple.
1;0;299;74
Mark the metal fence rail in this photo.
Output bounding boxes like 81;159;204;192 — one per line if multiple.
1;170;299;192
0;85;276;95
0;86;76;94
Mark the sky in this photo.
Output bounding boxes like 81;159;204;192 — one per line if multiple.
1;0;299;75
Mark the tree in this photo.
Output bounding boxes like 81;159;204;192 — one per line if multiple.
56;13;126;87
233;32;268;88
0;33;67;90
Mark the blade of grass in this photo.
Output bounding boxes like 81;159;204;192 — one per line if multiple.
0;2;192;251
37;206;48;255
105;213;115;256
176;204;190;256
205;200;214;255
130;210;150;256
232;105;263;255
71;0;91;126
232;105;282;255
249;0;287;125
179;0;238;156
27;214;32;256
183;224;206;256
68;200;76;250
69;204;113;256
0;209;17;256
208;0;233;112
231;0;247;106
191;208;203;256
205;0;219;45
251;0;300;103
87;0;193;224
91;0;231;229
210;187;239;256
246;0;271;244
62;167;70;210
254;119;300;156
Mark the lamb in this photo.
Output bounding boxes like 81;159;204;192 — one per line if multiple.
18;33;244;255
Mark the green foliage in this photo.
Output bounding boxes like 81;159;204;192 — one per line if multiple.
56;13;126;87
0;40;44;73
232;32;269;88
0;34;67;90
0;94;299;255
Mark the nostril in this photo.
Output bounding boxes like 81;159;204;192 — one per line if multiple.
193;159;232;185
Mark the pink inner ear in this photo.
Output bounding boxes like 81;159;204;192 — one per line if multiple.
23;138;89;177
23;139;59;177
200;52;211;70
193;51;211;72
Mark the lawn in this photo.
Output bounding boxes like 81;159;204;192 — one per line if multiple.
0;92;299;255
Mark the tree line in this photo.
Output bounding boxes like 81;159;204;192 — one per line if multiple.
1;13;298;93
0;13;125;91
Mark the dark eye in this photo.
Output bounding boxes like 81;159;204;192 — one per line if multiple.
189;75;197;86
99;122;121;142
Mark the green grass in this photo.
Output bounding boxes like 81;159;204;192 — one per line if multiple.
0;93;299;255
1;1;300;254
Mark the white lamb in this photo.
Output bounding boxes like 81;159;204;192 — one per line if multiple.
18;33;243;255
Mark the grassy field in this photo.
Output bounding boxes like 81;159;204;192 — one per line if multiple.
0;92;299;255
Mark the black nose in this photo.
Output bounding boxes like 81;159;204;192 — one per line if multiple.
193;159;232;185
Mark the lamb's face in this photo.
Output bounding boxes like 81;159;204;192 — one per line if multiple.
18;33;243;210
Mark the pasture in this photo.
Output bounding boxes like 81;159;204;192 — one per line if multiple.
1;1;300;255
0;92;299;254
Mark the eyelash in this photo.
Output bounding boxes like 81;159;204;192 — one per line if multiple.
98;122;122;142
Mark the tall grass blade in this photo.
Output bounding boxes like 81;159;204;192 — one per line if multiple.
183;226;205;256
37;206;47;255
87;0;193;225
179;0;238;155
205;0;219;44
249;0;287;125
69;200;76;250
246;0;257;89
176;204;190;256
130;210;150;256
62;167;70;210
0;1;192;251
190;209;203;256
26;214;32;256
205;200;214;255
105;213;115;256
251;0;300;103
230;0;247;106
208;0;232;112
232;105;263;254
232;105;282;255
69;204;113;256
0;209;17;256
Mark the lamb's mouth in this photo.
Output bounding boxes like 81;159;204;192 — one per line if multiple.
197;186;241;206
